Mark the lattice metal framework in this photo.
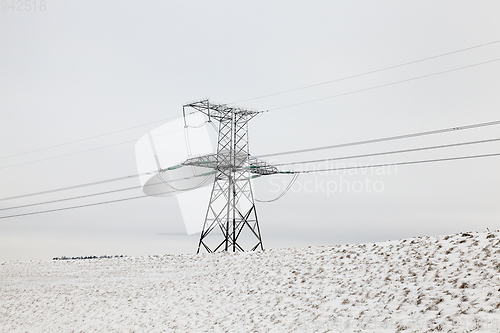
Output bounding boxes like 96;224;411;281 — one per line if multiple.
182;99;278;253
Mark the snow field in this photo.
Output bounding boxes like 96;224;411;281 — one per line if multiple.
1;231;499;332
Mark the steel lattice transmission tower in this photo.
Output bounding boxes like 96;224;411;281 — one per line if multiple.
182;99;278;253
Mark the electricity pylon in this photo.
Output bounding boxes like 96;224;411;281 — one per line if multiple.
182;99;278;253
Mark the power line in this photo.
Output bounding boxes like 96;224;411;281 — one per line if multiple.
2;119;499;203
0;44;500;169
0;193;164;220
157;170;214;192
258;140;499;202
269;57;500;111
4;133;490;209
281;152;500;174
0;138;143;170
0;185;141;211
258;119;500;158
273;137;500;167
0;118;202;171
0;171;215;212
230;39;500;104
2;151;499;220
255;173;299;203
5;57;500;172
3;39;498;166
0;172;147;202
3;58;499;171
5;136;496;210
0;165;179;202
0;114;184;161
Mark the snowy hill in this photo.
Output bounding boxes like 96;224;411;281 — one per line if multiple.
1;231;499;332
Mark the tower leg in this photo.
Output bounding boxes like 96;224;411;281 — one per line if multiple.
197;168;263;253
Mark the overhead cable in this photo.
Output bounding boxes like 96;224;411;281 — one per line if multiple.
273;137;500;167
280;152;500;174
255;173;299;203
4;57;499;171
0;172;146;202
3;39;498;163
2;119;500;203
258;119;500;158
0;165;180;202
0;192;170;220
0;171;215;212
0;123;196;171
0;114;185;161
230;38;500;104
269;57;500;111
2;152;499;219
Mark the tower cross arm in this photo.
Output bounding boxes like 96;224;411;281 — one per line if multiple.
182;154;279;176
183;99;264;120
183;154;219;169
246;157;280;175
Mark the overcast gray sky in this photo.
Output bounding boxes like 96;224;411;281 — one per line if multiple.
1;1;500;261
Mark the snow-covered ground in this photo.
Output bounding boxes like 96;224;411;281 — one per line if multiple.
1;231;499;332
